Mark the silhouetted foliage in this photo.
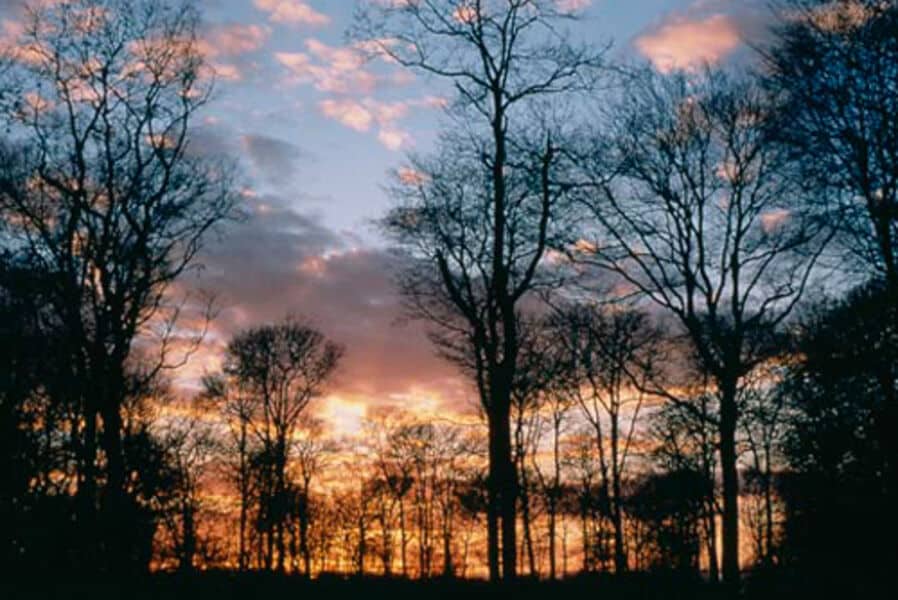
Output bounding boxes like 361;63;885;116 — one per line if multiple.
777;279;897;577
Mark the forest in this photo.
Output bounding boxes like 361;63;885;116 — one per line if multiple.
0;1;895;598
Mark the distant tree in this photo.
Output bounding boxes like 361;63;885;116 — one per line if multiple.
739;362;789;569
366;410;417;577
155;398;219;573
357;0;604;580
573;68;831;586
0;0;239;570
292;417;333;577
561;428;606;573
510;320;560;577
650;389;720;580
551;304;660;574
530;379;574;581
627;468;706;576
204;373;257;571
220;318;343;572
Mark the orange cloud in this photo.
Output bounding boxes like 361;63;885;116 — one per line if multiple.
635;13;742;73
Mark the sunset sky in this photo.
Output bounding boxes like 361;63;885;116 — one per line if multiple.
1;0;768;434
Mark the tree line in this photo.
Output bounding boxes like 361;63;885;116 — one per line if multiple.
0;0;895;593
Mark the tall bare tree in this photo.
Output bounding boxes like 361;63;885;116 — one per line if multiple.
762;0;898;542
763;0;898;292
0;0;238;570
356;0;603;581
572;69;831;587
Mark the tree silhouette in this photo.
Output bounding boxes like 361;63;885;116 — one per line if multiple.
572;68;831;587
217;318;342;572
763;1;898;554
358;0;604;581
0;0;239;571
551;304;660;575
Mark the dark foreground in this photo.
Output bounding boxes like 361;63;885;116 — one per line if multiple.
1;571;894;600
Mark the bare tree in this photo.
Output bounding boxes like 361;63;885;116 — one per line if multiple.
0;0;239;569
155;398;219;573
572;68;831;586
650;387;721;580
292;416;333;577
762;0;898;535
356;0;604;581
739;361;789;568
203;373;257;571
763;0;898;292
552;304;659;574
221;318;343;572
530;380;574;580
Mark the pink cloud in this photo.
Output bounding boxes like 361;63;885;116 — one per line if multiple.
635;13;742;73
556;0;592;13
378;128;412;152
202;23;271;57
254;0;330;27
276;38;380;94
319;98;375;132
317;96;443;151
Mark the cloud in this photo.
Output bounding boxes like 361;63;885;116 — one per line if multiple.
635;12;742;72
319;98;375;132
317;96;444;151
241;134;305;188
555;0;592;13
200;23;271;58
178;196;471;419
253;0;330;27
275;38;381;95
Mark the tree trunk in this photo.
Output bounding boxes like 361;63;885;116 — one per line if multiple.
358;512;366;575
562;517;568;578
487;412;502;581
719;378;741;589
548;505;557;580
300;494;311;577
442;519;453;578
238;437;249;571
496;403;517;581
180;501;196;573
399;497;408;577
706;501;719;582
763;444;775;567
519;458;537;577
581;510;590;572
611;416;627;574
78;400;98;566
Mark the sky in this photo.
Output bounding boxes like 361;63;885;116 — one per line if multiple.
2;0;769;434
